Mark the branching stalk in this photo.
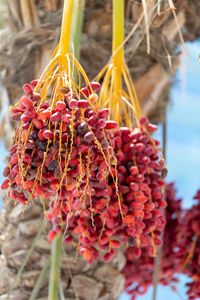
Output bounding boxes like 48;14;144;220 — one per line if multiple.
97;0;142;128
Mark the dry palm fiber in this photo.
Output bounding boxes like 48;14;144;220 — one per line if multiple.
1;0;200;132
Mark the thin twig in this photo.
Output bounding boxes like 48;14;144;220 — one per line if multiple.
127;9;158;61
141;0;150;54
113;0;166;60
168;0;196;72
155;0;164;12
162;35;172;70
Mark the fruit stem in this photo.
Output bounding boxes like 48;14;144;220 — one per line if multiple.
29;256;51;300
112;0;125;124
59;0;74;56
71;0;85;61
112;0;124;67
48;234;63;300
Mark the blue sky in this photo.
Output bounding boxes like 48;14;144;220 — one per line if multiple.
0;42;200;300
166;42;200;209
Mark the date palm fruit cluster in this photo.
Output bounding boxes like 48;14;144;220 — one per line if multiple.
175;190;200;300
123;184;200;300
46;116;167;263
1;81;167;263
2;80;117;204
123;183;182;299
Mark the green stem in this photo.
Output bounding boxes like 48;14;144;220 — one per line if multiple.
71;0;85;60
59;282;66;300
112;0;124;67
29;257;51;300
6;220;47;300
48;234;63;300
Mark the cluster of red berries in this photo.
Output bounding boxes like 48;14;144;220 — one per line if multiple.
46;117;167;263
1;79;167;264
123;183;182;300
1;81;118;208
175;190;200;300
111;119;167;257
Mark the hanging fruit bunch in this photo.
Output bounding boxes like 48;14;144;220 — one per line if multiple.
1;0;167;264
2;79;117;206
1;0;120;259
122;182;182;300
43;0;167;263
111;119;167;257
95;0;167;259
175;190;200;300
46;117;166;264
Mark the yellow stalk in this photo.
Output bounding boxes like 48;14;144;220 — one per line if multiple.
96;0;143;128
112;0;124;114
123;64;142;119
112;0;124;67
59;0;74;56
99;64;113;104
